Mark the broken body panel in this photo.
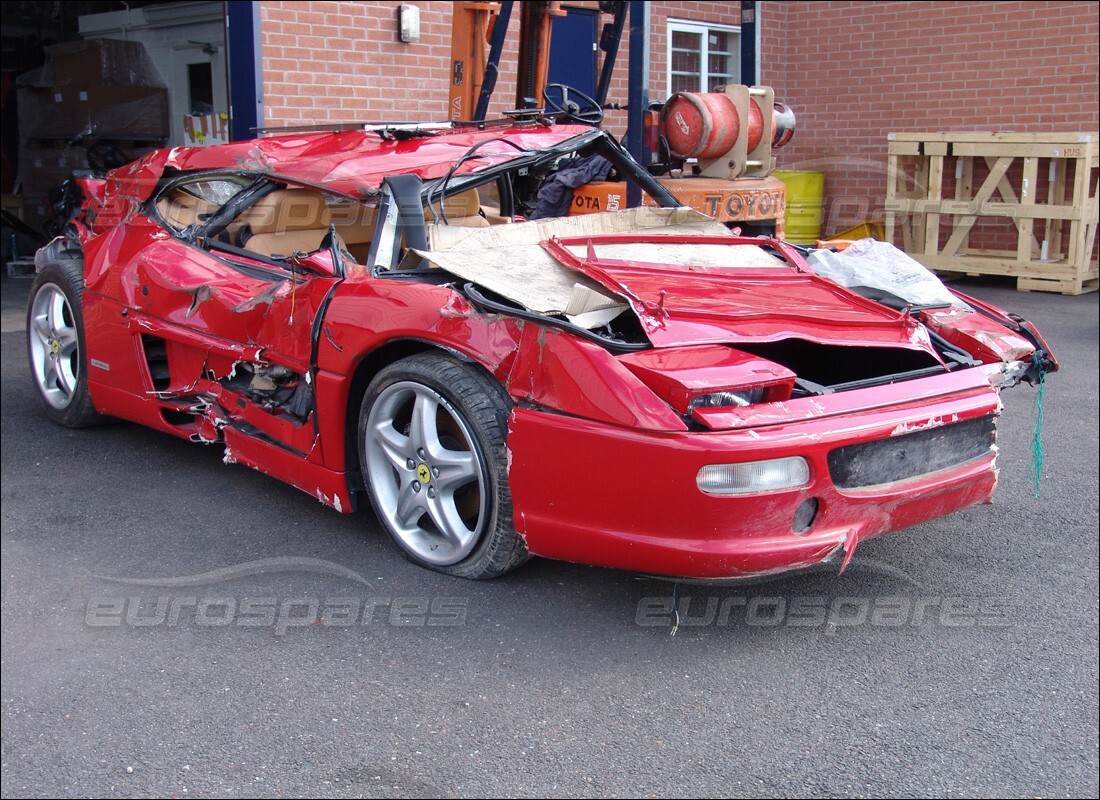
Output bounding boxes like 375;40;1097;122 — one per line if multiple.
51;122;1055;580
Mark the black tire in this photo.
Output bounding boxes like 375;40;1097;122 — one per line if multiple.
358;352;528;579
26;259;104;428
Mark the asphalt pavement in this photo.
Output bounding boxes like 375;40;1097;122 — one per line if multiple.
2;271;1097;798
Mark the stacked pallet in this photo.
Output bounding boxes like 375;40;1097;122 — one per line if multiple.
885;132;1098;295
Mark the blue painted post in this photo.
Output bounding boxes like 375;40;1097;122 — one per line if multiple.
740;1;758;86
625;0;650;208
226;0;263;141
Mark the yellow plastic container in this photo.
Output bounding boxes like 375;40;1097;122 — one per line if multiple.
830;221;885;241
773;170;825;244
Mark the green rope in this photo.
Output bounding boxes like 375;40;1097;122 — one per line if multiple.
1029;359;1047;498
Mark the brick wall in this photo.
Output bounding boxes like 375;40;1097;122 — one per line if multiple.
758;1;788;86
259;1;742;132
260;1;458;123
759;0;1100;236
259;1;1099;239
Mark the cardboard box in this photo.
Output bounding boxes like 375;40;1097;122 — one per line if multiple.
17;84;169;141
17;140;155;216
18;145;88;195
17;145;88;229
47;39;165;88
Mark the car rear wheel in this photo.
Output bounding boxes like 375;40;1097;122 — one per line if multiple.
359;353;528;579
27;259;103;428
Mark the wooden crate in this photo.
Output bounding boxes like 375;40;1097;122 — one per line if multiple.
884;132;1098;295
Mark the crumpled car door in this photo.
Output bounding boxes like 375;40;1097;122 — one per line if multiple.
93;177;342;456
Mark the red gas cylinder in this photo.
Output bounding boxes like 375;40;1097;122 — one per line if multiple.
746;98;765;152
772;102;796;147
661;92;739;159
662;91;795;159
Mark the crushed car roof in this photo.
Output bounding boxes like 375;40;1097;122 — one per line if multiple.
106;122;600;204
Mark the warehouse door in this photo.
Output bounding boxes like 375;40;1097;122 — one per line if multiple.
547;7;598;100
169;43;229;145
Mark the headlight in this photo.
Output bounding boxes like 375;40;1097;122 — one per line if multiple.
697;456;810;496
687;388;765;411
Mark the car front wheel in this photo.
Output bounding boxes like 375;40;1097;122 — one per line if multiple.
27;259;103;428
358;353;528;579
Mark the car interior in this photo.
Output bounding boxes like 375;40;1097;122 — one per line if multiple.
155;178;517;270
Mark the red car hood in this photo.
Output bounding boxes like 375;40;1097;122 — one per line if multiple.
542;235;940;355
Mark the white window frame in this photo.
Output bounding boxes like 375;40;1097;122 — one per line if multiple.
666;19;742;98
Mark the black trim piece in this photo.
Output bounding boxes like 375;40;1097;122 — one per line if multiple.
147;173;255;236
462;282;649;353
194;180;280;242
204;237;316;276
140;334;171;391
595;2;628;107
845;284;953;313
325;223;347;279
966;300;1028;334
594;134;679;207
925;327;980;368
379;270;457;285
207;252;285;282
473;0;515;121
826;365;948;393
430;137;532;222
225;417;309;459
308;280;344;437
497;173;515;218
828;415;996;489
417;129;605;203
793;378;832;397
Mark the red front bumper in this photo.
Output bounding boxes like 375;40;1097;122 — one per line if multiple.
507;368;1003;579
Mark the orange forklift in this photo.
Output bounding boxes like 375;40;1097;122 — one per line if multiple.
447;0;797;236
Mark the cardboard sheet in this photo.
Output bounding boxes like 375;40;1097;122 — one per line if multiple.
414;207;735;325
562;241;787;271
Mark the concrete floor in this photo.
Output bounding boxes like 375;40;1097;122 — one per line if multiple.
2;270;1097;798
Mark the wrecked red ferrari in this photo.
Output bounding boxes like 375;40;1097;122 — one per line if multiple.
27;120;1057;579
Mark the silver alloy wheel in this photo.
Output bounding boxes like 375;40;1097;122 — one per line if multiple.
364;381;488;565
29;283;79;410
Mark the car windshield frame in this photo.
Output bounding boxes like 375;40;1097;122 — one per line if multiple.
367;128;682;276
418;128;677;215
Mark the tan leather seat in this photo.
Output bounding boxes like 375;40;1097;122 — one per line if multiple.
237;189;333;258
331;204;379;263
476;184;511;224
424;187;489;228
156;189;218;230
